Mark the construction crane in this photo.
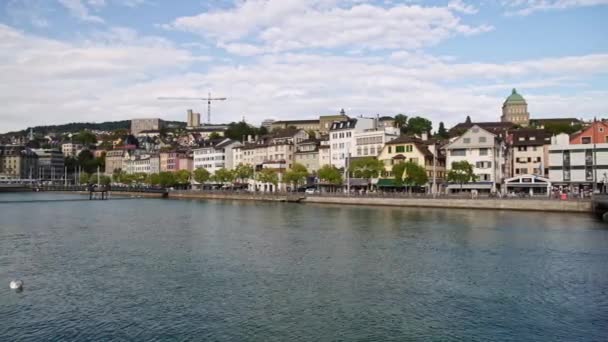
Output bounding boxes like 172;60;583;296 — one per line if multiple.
158;93;227;124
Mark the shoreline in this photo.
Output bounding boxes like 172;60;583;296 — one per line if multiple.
167;191;592;213
24;190;594;213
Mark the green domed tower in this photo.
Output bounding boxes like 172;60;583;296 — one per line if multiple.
501;88;529;126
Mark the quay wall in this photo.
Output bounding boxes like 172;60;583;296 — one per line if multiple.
167;191;592;213
302;196;592;213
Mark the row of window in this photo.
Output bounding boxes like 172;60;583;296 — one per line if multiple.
515;157;541;163
355;136;383;145
516;146;539;152
356;145;382;156
331;132;352;139
450;148;490;156
463;137;487;144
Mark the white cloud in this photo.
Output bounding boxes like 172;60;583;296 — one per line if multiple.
1;21;606;133
58;0;105;23
166;0;493;55
448;0;478;14
502;0;608;15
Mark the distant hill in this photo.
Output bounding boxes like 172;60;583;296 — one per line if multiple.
2;120;186;136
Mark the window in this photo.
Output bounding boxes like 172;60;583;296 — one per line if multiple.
478;137;486;143
582;137;591;144
450;149;466;156
406;145;413;152
518;146;527;152
518;137;525;141
388;146;392;153
479;148;488;156
463;138;470;144
530;136;536;141
396;146;405;153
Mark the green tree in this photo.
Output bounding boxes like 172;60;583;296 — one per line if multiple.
158;172;177;187
208;132;222;140
224;121;259;141
99;175;111;186
258;126;269;136
403;161;429;190
256;168;279;188
193;168;210;184
213;168;235;183
149;173;161;185
79;172;90;184
542;122;583;135
394;114;408;129
405;116;433;136
436;121;449;139
175;169;191;184
234;164;254;182
77;150;98;174
73;130;97;145
392;162;407;186
447;161;476;191
283;163;309;190
348;157;384;179
318;165;343;189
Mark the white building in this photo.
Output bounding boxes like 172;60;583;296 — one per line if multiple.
193;138;241;174
444;125;506;193
548;133;608;191
61;143;83;157
329;117;375;169
353;126;399;158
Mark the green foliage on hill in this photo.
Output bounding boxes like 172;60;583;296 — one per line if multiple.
3;120;186;135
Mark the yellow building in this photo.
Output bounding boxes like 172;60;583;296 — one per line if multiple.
377;137;446;181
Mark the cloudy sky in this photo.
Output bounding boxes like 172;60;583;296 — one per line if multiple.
1;0;607;133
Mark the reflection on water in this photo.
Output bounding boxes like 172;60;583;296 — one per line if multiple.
1;193;607;341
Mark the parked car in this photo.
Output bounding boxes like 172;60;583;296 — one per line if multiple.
305;188;317;194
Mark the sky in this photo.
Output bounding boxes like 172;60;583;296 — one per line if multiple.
1;0;607;133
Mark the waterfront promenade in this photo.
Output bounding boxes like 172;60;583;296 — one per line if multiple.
169;190;593;213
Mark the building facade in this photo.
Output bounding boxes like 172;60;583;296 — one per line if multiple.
501;88;530;127
444;125;505;192
510;129;551;177
0;145;39;179
549;133;608;192
131;118;164;135
377;137;446;190
61;143;83;157
187;109;201;128
295;139;320;173
329;117;375;169
105;150;125;175
32;149;64;182
193;139;241;174
569;121;608;144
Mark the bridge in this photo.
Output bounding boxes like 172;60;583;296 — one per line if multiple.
30;185;169;199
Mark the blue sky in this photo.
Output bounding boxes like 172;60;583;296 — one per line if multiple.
1;0;607;132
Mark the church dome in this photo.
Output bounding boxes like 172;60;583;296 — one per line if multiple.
504;88;526;104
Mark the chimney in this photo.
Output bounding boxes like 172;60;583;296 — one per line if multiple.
421;132;428;141
248;135;253;142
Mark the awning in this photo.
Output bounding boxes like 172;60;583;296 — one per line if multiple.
447;183;493;190
506;183;550;188
377;178;398;187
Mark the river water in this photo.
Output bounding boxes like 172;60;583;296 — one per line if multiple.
1;192;607;341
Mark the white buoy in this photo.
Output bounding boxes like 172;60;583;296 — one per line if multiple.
9;280;23;290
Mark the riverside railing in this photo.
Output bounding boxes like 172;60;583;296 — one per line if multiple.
170;188;591;201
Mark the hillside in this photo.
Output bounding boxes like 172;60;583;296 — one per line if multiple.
2;120;186;135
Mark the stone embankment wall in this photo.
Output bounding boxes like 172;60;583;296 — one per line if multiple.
303;196;591;213
167;191;592;213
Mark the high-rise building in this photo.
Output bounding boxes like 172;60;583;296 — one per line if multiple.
187;109;201;128
501;88;530;126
